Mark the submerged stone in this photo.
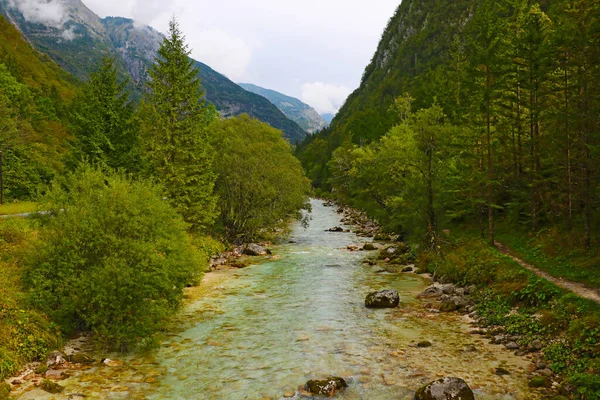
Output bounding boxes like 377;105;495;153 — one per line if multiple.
365;290;400;308
305;377;347;395
40;379;64;394
414;377;474;400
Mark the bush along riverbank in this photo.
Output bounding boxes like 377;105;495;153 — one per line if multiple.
410;237;600;400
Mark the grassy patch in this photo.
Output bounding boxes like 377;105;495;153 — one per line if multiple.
0;202;38;216
424;233;600;399
0;218;61;379
496;228;600;289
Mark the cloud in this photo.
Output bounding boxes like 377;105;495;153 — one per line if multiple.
130;0;166;27
61;26;77;40
8;0;67;27
188;29;253;82
301;82;351;115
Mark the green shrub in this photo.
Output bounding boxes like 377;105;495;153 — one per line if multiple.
211;115;312;243
25;166;204;350
568;373;600;399
512;277;561;307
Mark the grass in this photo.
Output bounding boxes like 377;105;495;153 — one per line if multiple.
421;232;600;399
0;218;61;379
495;226;600;289
0;202;38;216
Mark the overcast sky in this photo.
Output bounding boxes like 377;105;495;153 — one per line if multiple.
81;0;399;114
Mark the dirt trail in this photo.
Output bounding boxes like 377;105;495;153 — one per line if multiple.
495;242;600;305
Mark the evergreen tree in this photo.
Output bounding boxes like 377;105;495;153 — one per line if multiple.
70;56;139;171
139;17;218;230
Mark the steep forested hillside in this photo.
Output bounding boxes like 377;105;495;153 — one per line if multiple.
299;0;600;247
239;83;328;133
0;15;74;199
0;1;307;141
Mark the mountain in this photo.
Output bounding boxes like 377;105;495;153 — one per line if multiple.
0;0;307;142
327;0;475;143
239;83;328;134
296;0;476;188
321;113;334;124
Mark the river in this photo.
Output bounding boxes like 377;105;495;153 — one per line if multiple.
17;199;540;399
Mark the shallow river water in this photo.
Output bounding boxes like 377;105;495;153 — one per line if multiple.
17;200;542;400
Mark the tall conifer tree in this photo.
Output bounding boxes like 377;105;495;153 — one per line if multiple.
140;17;218;230
70;56;139;171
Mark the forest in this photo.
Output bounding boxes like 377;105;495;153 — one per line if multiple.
299;0;600;251
0;16;310;381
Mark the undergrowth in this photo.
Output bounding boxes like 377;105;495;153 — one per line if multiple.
420;235;600;399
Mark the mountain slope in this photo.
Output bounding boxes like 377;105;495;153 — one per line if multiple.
297;0;476;187
239;83;328;134
0;0;307;142
328;0;475;143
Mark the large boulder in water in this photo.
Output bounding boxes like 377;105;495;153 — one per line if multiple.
305;377;348;395
415;377;474;400
243;244;268;256
365;290;400;308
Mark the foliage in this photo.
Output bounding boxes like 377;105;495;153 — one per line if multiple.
25;166;204;350
139;18;218;231
211;115;312;242
0;65;66;200
69;56;140;172
326;104;459;247
0;218;60;380
298;0;600;249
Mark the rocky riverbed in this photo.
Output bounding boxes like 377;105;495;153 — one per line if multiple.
6;200;546;399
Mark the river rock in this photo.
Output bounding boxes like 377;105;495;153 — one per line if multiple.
417;286;443;299
363;243;377;251
365;290;400;308
40;379;64;394
327;226;344;232
505;342;519;350
441;284;456;294
46;351;66;367
243;244;268;256
305;377;347;395
70;352;93;364
45;369;66;380
414;377;475;400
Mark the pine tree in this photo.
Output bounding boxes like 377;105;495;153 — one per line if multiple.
140;17;218;230
70;56;139;171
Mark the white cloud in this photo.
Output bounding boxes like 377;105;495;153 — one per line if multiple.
130;0;166;27
188;29;253;82
9;0;67;27
301;82;351;115
77;0;400;98
61;26;77;40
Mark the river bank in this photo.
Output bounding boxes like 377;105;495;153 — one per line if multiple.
5;200;548;399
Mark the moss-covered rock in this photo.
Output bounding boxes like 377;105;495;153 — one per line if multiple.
528;376;549;388
365;290;400;308
71;352;94;364
415;377;474;400
40;379;64;394
305;377;347;395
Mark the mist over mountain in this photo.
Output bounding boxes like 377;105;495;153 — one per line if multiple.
0;0;307;142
